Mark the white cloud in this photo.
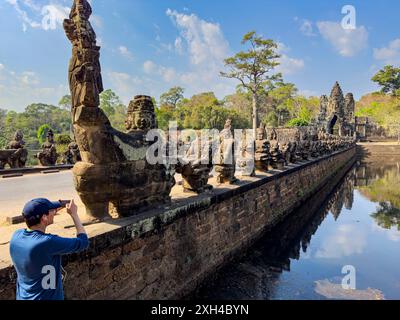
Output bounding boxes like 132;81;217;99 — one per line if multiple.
0;63;68;111
371;221;400;242
118;46;134;60
166;9;229;66
6;0;71;32
317;21;368;57
161;9;236;98
174;37;184;55
315;224;367;259
97;37;103;47
143;60;157;74
299;89;319;97
20;71;39;85
41;4;69;30
276;43;305;75
143;61;177;83
374;39;400;65
90;14;103;29
106;71;145;104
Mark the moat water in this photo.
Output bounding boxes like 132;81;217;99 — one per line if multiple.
196;157;400;300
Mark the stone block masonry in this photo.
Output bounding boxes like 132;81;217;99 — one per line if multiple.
0;147;356;300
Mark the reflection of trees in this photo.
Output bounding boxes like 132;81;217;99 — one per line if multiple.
371;202;400;230
194;162;357;300
357;162;400;230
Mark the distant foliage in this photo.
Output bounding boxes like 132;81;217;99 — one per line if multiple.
37;124;52;145
371;65;400;96
55;134;72;145
100;89;127;131
155;91;250;130
287;118;310;127
356;93;400;136
1;103;71;149
58;95;72;110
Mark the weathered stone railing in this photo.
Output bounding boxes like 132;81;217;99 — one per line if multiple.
0;145;356;300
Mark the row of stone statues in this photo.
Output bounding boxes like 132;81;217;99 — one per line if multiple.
0;131;28;169
253;125;356;173
175;120;356;194
0;129;82;169
62;0;357;221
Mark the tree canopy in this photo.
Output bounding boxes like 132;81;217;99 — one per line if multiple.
372;65;400;96
99;89;127;131
221;31;282;133
159;87;184;110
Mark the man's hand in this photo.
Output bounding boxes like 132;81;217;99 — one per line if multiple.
66;199;78;217
66;199;86;235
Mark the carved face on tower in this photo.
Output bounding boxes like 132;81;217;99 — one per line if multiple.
125;95;157;132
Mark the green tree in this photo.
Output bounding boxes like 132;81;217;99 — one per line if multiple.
174;92;250;130
221;31;281;136
0;109;7;148
372;65;400;96
159;87;184;110
37;124;52;144
59;95;72;110
155;106;176;131
223;90;253;124
371;202;400;230
99;89;127;131
287;118;310;127
263;82;298;126
100;89;119;117
356;93;400;136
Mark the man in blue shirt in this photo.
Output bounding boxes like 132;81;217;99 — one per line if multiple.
10;198;89;300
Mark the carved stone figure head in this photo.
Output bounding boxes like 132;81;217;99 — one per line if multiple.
294;130;301;141
70;0;92;20
257;124;266;141
14;130;23;142
46;129;55;144
224;118;232;130
125;95;157;133
269;128;278;141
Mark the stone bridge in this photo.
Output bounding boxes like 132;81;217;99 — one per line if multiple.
0;145;356;300
0;0;360;300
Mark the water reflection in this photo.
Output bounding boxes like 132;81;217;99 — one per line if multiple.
195;157;400;300
356;162;400;230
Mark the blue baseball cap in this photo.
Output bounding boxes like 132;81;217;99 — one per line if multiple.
22;198;63;220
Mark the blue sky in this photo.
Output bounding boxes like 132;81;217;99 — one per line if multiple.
1;0;400;111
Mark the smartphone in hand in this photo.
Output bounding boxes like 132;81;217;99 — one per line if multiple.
59;200;71;208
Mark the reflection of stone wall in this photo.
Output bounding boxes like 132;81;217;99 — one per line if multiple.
0;146;356;300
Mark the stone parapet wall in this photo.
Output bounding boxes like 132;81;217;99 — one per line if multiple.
266;127;313;143
0;147;356;300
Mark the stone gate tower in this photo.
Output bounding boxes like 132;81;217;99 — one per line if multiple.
317;82;355;137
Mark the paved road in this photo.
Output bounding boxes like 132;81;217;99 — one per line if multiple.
0;171;82;220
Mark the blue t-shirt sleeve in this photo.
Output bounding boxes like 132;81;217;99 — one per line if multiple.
48;233;89;255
